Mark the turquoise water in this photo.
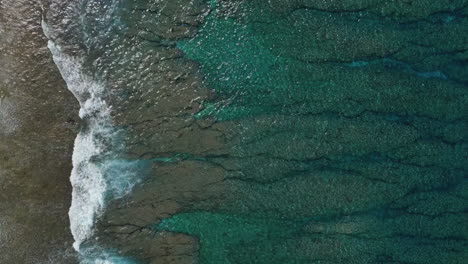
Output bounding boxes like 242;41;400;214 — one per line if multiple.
155;1;468;263
40;0;467;263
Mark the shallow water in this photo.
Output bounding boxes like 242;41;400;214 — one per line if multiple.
2;0;468;263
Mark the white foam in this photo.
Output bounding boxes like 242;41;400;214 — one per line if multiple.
0;96;20;135
47;40;111;251
42;16;140;263
85;253;137;264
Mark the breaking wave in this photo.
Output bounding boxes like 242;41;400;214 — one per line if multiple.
43;21;140;263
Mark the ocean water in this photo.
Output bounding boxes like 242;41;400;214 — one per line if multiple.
46;40;142;252
4;0;466;263
1;0;78;262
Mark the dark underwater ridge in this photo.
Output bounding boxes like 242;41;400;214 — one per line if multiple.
4;0;467;263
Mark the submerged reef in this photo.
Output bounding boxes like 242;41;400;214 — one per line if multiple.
43;0;466;263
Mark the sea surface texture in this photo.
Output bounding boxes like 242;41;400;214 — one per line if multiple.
5;0;468;263
0;0;78;263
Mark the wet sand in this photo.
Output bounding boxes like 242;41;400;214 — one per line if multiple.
0;0;78;263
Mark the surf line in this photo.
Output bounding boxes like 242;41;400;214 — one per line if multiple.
41;17;141;262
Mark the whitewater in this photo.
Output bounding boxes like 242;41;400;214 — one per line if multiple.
42;19;140;263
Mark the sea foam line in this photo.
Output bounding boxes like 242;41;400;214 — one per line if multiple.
42;24;140;264
47;40;111;251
